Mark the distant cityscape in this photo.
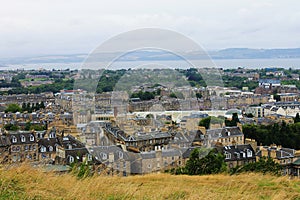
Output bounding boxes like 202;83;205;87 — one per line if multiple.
0;66;300;177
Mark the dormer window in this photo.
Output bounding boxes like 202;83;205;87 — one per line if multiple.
41;146;46;152
49;146;53;152
49;132;56;139
225;151;231;159
69;156;74;163
87;154;92;161
119;151;123;159
12;136;17;143
101;153;107;160
29;134;34;142
21;135;26;142
241;151;246;158
247;149;253;157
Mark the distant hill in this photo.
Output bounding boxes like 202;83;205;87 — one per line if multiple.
2;48;300;65
210;48;300;59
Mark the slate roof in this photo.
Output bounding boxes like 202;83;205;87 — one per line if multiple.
8;131;36;145
206;127;243;139
38;138;58;152
140;152;156;159
256;146;295;160
182;147;198;158
162;149;181;157
62;146;91;165
223;144;256;161
104;122;174;142
171;131;199;145
58;135;85;149
89;145;130;163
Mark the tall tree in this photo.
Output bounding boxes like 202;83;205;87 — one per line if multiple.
294;113;300;123
5;104;22;113
199;117;211;129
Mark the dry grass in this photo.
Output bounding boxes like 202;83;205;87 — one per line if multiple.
1;165;300;200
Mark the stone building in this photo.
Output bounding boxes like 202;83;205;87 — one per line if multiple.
6;131;38;163
223;144;256;169
203;126;244;148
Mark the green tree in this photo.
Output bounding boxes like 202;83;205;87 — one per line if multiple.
196;92;202;99
29;124;45;131
40;101;45;109
231;157;282;175
26;103;31;112
5;104;22;113
169;93;177;98
294;113;300;123
24;121;32;131
199;117;211;129
186;149;226;175
225;113;239;127
273;94;280;102
4;124;20;131
21;102;26;112
174;148;226;175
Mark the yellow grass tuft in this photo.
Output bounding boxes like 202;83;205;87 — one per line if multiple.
1;164;300;199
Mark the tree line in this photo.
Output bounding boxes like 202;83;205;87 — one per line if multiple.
170;148;282;176
243;121;300;149
5;102;45;113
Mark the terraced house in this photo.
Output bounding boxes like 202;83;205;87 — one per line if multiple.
1;130;38;163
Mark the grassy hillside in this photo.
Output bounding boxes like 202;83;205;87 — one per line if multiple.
1;165;300;200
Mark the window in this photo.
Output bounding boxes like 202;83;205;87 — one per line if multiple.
241;152;246;158
247;149;253;157
12;136;17;143
24;145;28;151
49;146;53;152
29;134;34;142
21;135;26;142
12;155;17;162
69;156;74;163
49;132;55;138
87;154;92;161
101;153;107;160
41;146;46;152
123;171;127;176
119;151;123;159
225;152;231;159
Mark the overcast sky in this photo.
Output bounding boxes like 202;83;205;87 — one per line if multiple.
1;0;300;58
